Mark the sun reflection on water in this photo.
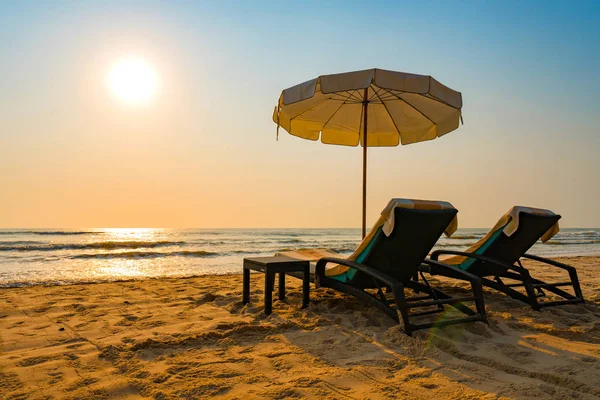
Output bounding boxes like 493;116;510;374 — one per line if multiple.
95;259;150;278
76;229;171;279
100;228;164;241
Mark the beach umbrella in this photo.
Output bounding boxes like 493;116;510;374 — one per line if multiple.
273;68;463;238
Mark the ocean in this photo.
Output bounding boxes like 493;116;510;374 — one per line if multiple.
0;228;598;287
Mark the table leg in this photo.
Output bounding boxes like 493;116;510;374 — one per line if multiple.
302;265;310;308
242;267;250;305
278;272;286;301
264;271;273;315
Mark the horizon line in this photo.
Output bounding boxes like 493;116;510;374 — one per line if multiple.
1;227;599;230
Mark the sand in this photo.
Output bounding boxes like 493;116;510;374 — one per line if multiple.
1;256;599;399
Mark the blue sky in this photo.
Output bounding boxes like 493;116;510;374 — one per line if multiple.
0;1;598;228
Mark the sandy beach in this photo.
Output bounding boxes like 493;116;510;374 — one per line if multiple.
1;255;599;399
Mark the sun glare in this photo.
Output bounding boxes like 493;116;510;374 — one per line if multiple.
107;56;158;106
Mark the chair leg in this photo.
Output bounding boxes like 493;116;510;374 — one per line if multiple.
278;273;286;301
569;269;584;300
391;284;412;336
264;272;274;315
471;279;487;323
523;275;540;310
242;267;250;305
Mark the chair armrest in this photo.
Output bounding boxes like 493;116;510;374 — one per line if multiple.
421;259;482;284
522;254;584;301
315;257;402;289
522;254;576;272
429;250;530;278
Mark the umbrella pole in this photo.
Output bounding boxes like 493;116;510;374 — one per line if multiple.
362;88;368;239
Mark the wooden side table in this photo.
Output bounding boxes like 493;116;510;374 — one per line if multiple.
243;256;310;315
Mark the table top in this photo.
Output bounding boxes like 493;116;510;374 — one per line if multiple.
243;255;309;267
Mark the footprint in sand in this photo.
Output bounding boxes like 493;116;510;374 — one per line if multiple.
152;373;171;384
420;382;439;389
65;378;99;393
140;320;166;329
64;353;79;361
47;370;64;385
464;321;495;339
190;293;218;306
17;355;53;367
0;372;22;393
10;321;25;328
70;303;90;313
496;343;534;364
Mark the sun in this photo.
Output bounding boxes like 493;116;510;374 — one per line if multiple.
107;56;158;106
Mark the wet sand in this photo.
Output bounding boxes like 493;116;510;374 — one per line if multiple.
1;256;599;399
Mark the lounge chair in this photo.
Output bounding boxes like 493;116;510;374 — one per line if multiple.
429;206;584;309
279;199;487;336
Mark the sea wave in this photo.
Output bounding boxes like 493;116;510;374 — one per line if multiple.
0;240;185;252
0;241;45;245
326;246;359;253
545;239;600;245
192;239;311;246
434;242;478;248
72;250;216;259
0;230;101;236
448;235;481;240
557;231;599;237
240;239;309;244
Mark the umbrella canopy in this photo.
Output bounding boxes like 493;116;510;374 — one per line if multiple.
273;68;463;237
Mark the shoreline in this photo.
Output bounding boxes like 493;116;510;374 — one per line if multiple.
1;253;599;289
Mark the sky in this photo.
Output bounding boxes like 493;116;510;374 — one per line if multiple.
0;1;599;228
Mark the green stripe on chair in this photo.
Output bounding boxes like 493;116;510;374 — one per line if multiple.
328;228;384;282
457;226;507;271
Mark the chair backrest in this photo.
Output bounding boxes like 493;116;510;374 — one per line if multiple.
351;207;458;287
468;212;561;277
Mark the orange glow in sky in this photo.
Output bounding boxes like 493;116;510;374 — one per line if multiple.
0;2;598;228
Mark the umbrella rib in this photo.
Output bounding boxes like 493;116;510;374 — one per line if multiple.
388;92;437;126
372;89;403;138
368;84;381;103
290;91;357;131
330;93;350;101
344;90;361;105
375;88;399;102
321;97;350;131
331;90;358;103
347;90;363;103
330;90;362;103
288;96;334;123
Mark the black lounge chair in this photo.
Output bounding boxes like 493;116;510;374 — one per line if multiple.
429;208;584;310
289;203;487;336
